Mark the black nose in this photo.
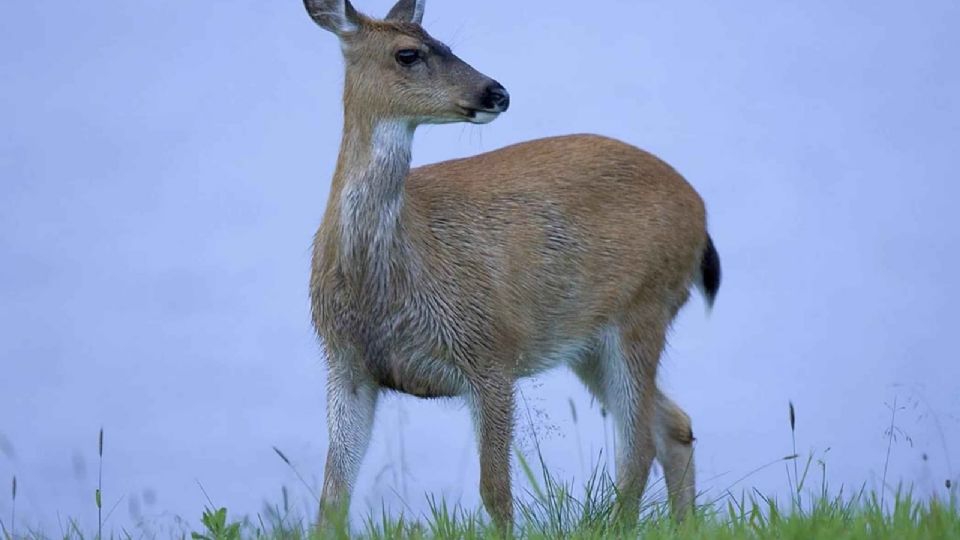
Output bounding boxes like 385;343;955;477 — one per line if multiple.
482;82;510;112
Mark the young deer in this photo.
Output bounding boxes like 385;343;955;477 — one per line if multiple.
303;0;721;531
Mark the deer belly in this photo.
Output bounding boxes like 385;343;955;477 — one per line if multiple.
367;352;467;398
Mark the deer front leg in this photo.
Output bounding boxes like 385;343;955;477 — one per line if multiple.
468;377;515;533
318;357;378;529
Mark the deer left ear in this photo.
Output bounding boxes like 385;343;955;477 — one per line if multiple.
385;0;425;24
304;0;360;36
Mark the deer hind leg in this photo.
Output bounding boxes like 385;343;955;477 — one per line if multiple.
571;324;661;526
654;389;696;520
318;355;378;529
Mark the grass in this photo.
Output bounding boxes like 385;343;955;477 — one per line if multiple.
2;403;958;538
4;484;959;539
181;429;960;539
174;474;960;540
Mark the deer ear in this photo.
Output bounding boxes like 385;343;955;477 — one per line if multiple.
304;0;360;36
385;0;425;24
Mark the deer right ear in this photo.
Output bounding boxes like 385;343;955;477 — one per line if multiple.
304;0;360;36
385;0;425;24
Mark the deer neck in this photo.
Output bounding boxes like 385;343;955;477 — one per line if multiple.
328;115;417;271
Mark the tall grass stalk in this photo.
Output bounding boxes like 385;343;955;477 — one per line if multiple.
881;397;898;510
789;401;799;504
97;427;103;540
272;446;321;507
568;398;586;480
5;475;15;540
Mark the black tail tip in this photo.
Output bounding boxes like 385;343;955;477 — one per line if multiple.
701;234;721;308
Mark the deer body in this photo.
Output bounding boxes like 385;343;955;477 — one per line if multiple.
303;0;720;531
314;134;706;393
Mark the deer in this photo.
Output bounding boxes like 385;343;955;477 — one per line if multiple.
302;0;721;532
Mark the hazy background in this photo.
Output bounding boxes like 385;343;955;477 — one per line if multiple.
2;0;958;533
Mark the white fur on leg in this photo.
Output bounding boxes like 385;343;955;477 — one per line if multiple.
321;370;378;513
596;325;639;450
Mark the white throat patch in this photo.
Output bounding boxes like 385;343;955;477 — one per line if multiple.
338;120;415;265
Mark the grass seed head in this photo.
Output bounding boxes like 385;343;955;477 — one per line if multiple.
789;401;796;432
272;446;292;466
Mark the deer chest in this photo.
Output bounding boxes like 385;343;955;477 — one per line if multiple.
311;260;469;397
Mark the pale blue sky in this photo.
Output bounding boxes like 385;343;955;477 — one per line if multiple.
1;0;958;533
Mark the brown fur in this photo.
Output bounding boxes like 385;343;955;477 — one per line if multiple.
303;0;714;532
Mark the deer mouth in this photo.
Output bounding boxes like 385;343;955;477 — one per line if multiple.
461;107;501;124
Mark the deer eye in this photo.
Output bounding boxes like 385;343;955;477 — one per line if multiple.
395;49;421;66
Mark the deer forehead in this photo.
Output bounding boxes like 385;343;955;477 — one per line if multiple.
343;21;447;55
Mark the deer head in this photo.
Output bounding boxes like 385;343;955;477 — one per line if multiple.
304;0;509;126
